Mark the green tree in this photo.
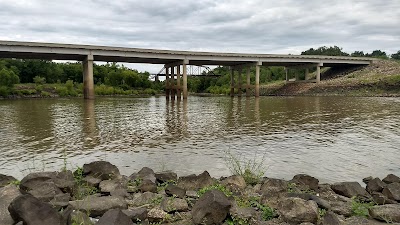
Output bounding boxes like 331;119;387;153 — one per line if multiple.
351;51;365;57
301;46;350;56
366;50;388;59
0;68;20;87
391;50;400;60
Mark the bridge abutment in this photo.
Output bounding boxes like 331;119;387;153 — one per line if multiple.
83;55;94;100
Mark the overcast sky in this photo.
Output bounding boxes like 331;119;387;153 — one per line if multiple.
0;0;399;72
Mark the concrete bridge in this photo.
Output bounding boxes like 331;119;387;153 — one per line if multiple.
0;40;373;99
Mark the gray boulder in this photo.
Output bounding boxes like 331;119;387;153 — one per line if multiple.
8;194;63;225
122;208;148;222
148;207;168;223
82;176;102;187
19;172;56;191
27;181;63;202
0;184;21;225
165;184;186;199
366;178;386;193
331;182;370;198
139;179;157;193
221;175;247;190
178;171;214;191
259;178;288;196
99;179;127;193
382;182;400;201
369;204;400;222
291;174;319;191
0;174;17;188
192;189;231;225
371;192;397;205
276;197;319;224
53;170;75;192
382;174;400;184
96;209;134;225
161;197;189;212
82;161;120;180
130;167;156;183
321;211;341;225
128;192;162;207
68;195;127;217
155;171;178;184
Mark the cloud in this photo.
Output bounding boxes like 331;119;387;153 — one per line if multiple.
0;0;399;72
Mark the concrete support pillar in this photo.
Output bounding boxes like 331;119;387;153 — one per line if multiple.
230;68;235;97
285;67;289;82
316;65;321;83
246;67;251;97
183;63;188;99
238;68;242;97
83;54;94;100
255;64;260;97
177;65;181;99
165;66;170;98
295;71;299;81
155;75;159;82
305;68;310;80
171;67;175;99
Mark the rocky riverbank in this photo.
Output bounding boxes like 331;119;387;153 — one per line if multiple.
1;161;400;225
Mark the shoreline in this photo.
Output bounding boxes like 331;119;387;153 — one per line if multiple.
1;161;399;224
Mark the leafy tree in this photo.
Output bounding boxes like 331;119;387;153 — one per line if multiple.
301;46;350;56
391;50;400;60
0;68;19;87
351;51;365;57
366;50;388;59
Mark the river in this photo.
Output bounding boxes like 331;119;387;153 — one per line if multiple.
0;96;399;183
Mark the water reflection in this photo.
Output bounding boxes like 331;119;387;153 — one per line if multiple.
0;96;399;183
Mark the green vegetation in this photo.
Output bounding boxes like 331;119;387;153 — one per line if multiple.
73;167;99;200
223;150;266;185
197;183;232;197
351;197;375;218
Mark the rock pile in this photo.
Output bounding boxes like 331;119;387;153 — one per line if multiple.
0;161;400;224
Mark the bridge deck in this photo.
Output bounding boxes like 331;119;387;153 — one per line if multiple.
0;40;373;67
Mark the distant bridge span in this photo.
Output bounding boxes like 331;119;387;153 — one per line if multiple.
0;40;374;99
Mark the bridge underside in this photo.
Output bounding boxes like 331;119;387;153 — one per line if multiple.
0;41;374;99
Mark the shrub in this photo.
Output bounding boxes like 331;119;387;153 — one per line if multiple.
351;197;375;218
0;86;10;97
223;150;267;185
33;76;46;84
197;184;232;197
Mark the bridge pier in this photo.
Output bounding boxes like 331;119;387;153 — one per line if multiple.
316;64;321;83
238;68;242;97
176;66;181;99
83;55;95;100
165;66;170;98
171;67;176;99
305;68;310;80
255;63;260;97
183;62;188;99
230;68;235;97
246;67;251;97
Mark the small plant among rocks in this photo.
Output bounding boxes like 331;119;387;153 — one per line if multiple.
351;197;375;218
223;150;267;185
197;183;232;197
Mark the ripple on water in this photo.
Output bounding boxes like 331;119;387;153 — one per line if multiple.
0;96;399;181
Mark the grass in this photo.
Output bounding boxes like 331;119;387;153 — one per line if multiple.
197;183;232;197
351;197;375;218
223;149;267;185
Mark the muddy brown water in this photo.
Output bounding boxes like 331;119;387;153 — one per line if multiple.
0;96;399;183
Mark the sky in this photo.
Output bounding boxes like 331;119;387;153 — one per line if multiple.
0;0;399;72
